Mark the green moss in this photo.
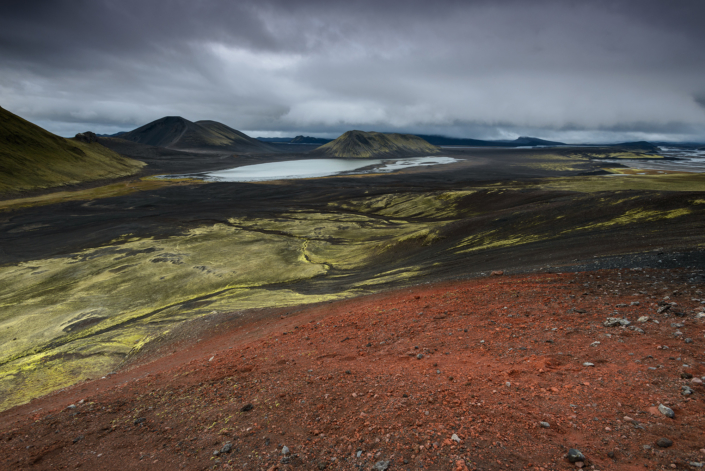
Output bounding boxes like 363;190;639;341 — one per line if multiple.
565;208;692;233
0;106;145;194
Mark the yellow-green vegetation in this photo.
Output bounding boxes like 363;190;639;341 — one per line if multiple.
518;153;589;172
0;177;206;213
456;231;544;254
576;151;663;159
2;179;703;411
0;106;145;194
312;130;439;158
0;200;456;411
331;190;477;219
521;173;705;193
565;208;692;233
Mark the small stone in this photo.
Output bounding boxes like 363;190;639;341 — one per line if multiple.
451;433;461;443
539;421;550;428
220;442;232;454
241;403;254;412
417;354;424;360
566;448;585;463
685;338;694;344
656;438;674;448
693;378;704;385
505;382;511;387
575;462;584;468
583;362;594;367
638;316;649;323
134;417;146;425
658;404;675;418
373;460;390;471
689;463;704;468
282;446;290;455
213;450;220;456
682;386;694;396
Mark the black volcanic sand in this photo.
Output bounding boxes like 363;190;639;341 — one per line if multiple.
1;145;701;274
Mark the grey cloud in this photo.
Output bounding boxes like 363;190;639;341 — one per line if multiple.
1;0;704;141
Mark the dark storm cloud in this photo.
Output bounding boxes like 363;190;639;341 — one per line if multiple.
1;0;704;141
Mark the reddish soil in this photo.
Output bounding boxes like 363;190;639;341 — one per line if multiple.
1;269;705;471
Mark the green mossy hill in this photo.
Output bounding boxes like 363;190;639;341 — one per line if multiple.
119;116;279;154
310;130;440;158
0;106;145;195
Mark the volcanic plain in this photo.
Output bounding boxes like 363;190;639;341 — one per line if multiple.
1;125;704;470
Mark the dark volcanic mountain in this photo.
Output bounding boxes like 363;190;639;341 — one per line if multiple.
310;130;440;158
119;117;279;154
0;106;144;194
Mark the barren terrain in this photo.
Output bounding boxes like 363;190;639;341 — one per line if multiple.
1;269;704;470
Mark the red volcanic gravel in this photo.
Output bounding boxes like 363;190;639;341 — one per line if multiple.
1;269;704;470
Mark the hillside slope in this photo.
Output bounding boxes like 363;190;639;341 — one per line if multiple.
311;130;440;158
0;106;145;194
119;117;279;154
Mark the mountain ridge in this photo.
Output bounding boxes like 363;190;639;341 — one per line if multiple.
310;130;440;158
119;117;279;154
0;106;145;194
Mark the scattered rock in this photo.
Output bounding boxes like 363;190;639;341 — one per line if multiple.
451;433;461;443
682;386;694;395
658;404;675;419
241;403;254;412
220;442;232;454
604;317;630;327
491;271;504;276
656;438;674;448
638;316;649;323
417;354;424;359
282;446;290;455
657;305;671;314
72;435;84;444
134;417;146;425
373;460;390;470
566;448;586;463
539;421;550;428
693;378;704;385
583;362;594;367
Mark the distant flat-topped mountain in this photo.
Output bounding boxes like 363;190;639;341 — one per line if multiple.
0;106;145;194
290;135;332;144
119;117;279;154
414;134;565;147
310;131;440;158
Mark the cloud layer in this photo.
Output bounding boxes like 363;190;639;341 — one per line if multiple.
1;0;704;142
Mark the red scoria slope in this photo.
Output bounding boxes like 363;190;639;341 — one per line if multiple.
1;269;704;471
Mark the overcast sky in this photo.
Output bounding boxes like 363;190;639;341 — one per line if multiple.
1;0;704;142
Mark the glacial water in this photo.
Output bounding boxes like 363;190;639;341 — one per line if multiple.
201;156;459;182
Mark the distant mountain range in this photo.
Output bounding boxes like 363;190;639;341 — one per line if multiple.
256;136;333;144
413;134;567;147
119;117;279;154
310;130;440;158
0;106;144;194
